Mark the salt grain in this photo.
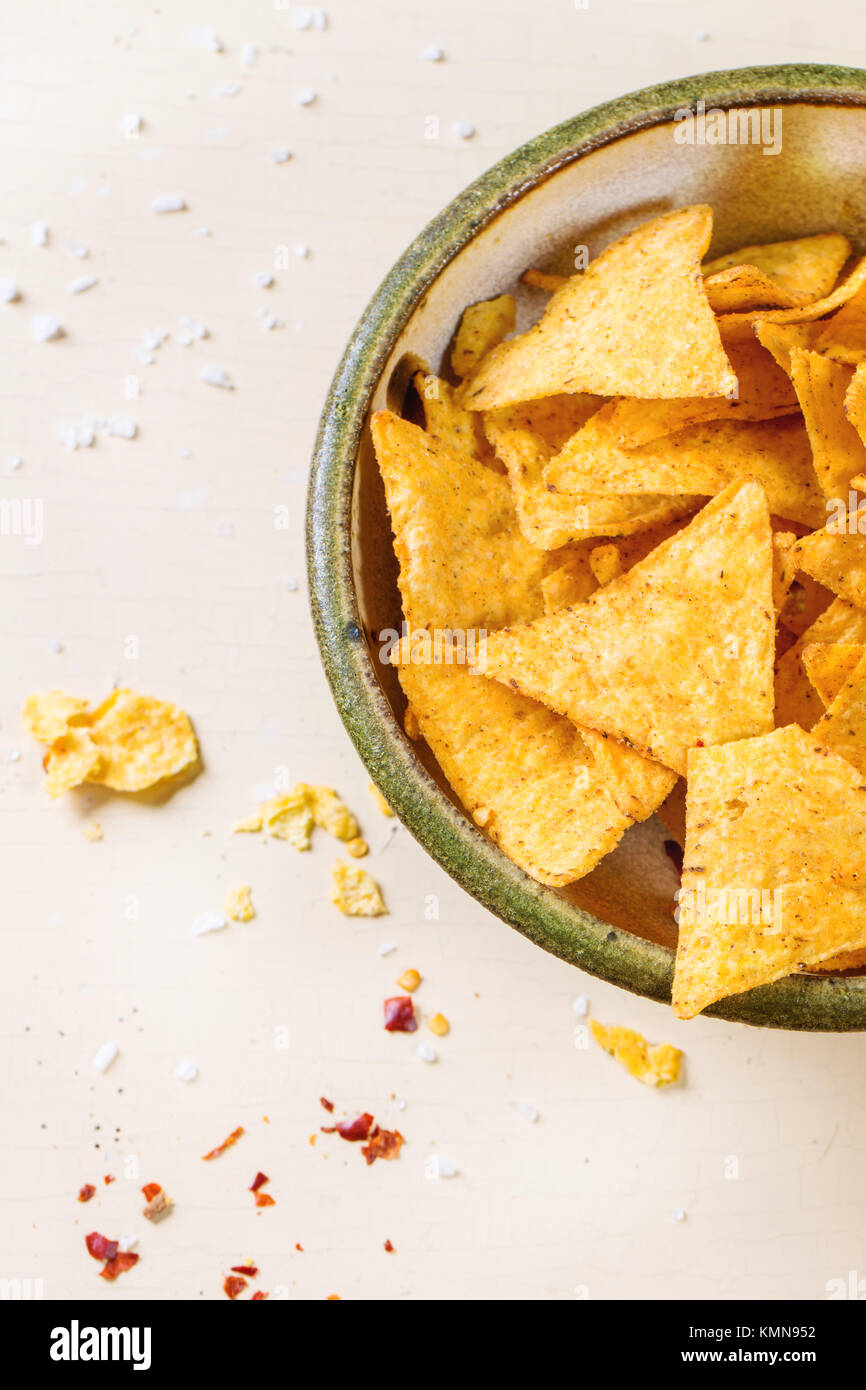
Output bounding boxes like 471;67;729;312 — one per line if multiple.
253;271;274;288
377;941;396;957
518;1102;538;1123
31;222;49;247
260;313;282;331
68;275;98;295
32;315;62;342
426;1155;457;1178
66;239;89;258
672;1208;687;1222
0;278;19;302
121;112;142;137
453;121;475;140
200;363;234;389
151;194;187;214
416;1044;437;1063
241;43;258;67
185;26;223;52
294;89;317;107
293;244;310;259
47;637;63;653
8;457;23;470
92;1041;119;1073
118;1235;138;1253
174;1058;198;1083
192;910;228;935
107;416;137;440
571;995;588;1016
270;149;292;164
422;44;444;61
213;83;241;98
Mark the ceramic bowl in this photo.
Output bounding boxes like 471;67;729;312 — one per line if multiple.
307;63;866;1030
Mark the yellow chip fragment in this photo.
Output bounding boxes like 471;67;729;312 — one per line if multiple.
234;783;359;849
787;349;866;500
590;1020;683;1087
346;836;368;858
802;642;866;707
703;233;851;302
225;884;255;922
82;820;103;842
792;512;866;609
588;544;622;587
413;371;483;459
368;782;394;817
43;727;101;799
428;1012;450;1037
330;860;387;917
451;294;516;379
22;691;89;743
774;598;866;730
397;968;421;992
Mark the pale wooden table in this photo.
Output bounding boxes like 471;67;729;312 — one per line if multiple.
2;0;866;1302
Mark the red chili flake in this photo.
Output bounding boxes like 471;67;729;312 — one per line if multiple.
78;1184;96;1203
85;1232;118;1262
326;1294;341;1300
249;1171;269;1192
100;1251;139;1282
103;1174;116;1185
295;1243;304;1252
202;1125;245;1161
255;1192;276;1208
361;1127;404;1166
230;1264;259;1276
224;1275;247;1300
251;1291;269;1300
384;995;417;1033
320;1096;334;1113
141;1182;162;1202
384;1239;395;1253
322;1112;374;1142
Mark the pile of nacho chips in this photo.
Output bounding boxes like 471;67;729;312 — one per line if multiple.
370;204;866;1019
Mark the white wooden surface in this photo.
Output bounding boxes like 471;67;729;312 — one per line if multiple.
2;0;866;1302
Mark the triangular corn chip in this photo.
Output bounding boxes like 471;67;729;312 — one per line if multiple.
787;349;866;500
704;264;806;313
792;510;866;608
812;649;866;776
413;371;484;459
775;598;866;728
483;408;701;550
845;361;866;444
476;481;775;775
778;571;832;638
675;880;866;1018
813;281;866;364
370;410;546;630
451;294;515;378
703;233;851;301
753;320;817;373
460;206;736;408
544;412;823;529
802;642;866;706
674;725;866;1015
397;662;673;886
541;519;689;613
599;335;798;448
717;256;866;339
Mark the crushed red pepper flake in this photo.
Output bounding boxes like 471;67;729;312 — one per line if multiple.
103;1174;116;1185
141;1182;162;1202
321;1112;374;1142
85;1232;118;1262
361;1127;405;1166
295;1243;304;1252
224;1274;247;1300
320;1096;335;1113
202;1125;245;1160
78;1184;96;1203
255;1192;276;1208
100;1252;139;1282
384;995;417;1033
384;1239;395;1253
249;1171;269;1192
231;1264;259;1276
251;1291;268;1300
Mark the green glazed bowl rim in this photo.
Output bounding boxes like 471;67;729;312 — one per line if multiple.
307;63;866;1031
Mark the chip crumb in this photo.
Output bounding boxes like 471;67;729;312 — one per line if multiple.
590;1020;683;1088
345;836;368;858
428;1012;449;1037
368;782;394;817
403;706;421;740
82;820;103;842
397;968;421;993
330;860;387;916
225;884;255;923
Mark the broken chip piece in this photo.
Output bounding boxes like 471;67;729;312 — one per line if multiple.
590;1020;683;1087
330;860;387;916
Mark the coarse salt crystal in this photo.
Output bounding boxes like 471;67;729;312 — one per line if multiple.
151;194;186;214
0;278;19;302
8;456;23;470
518;1102;538;1123
216;522;233;537
260;313;282;331
174;1058;198;1082
32;315;62;342
107;416;137;439
377;941;396;956
672;1208;687;1222
195;226;211;237
213;82;241;98
121;112;142;137
571;995;588;1016
241;43;258;67
118;1235;138;1253
453;121;475;140
416;1044;437;1063
48;637;63;653
185;25;223;51
270;149;292;164
293;244;310;259
294;89;317;107
68;275;98;295
426;1155;457;1178
7;749;21;761
92;1041;119;1073
200;363;234;390
192;910;228;935
31;222;49;246
253;271;274;288
66;240;89;258
394;1097;406;1111
421;44;444;61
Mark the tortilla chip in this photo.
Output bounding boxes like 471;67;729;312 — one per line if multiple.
703;233;851;301
21;690;89;743
704;264;806;313
413;371;482;459
330;860;387;916
588;543;622;587
600;335;798;448
476;481;774;776
717;256;866;339
808;945;866;974
451;295;516;378
787;350;866;501
674;726;866;1015
483;408;701;550
802;643;866;706
675;879;866;1018
370;410;546;629
812;650;866;776
845;362;866;445
84;690;197;792
778;573;833;638
589;1020;683;1087
43;727;101;799
541;544;599;613
775;598;866;728
753;320;817;374
461;206;736;408
397;661;673;885
813;281;866;364
792;512;866;608
521;268;569;293
544;412;823;529
772;531;798;615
